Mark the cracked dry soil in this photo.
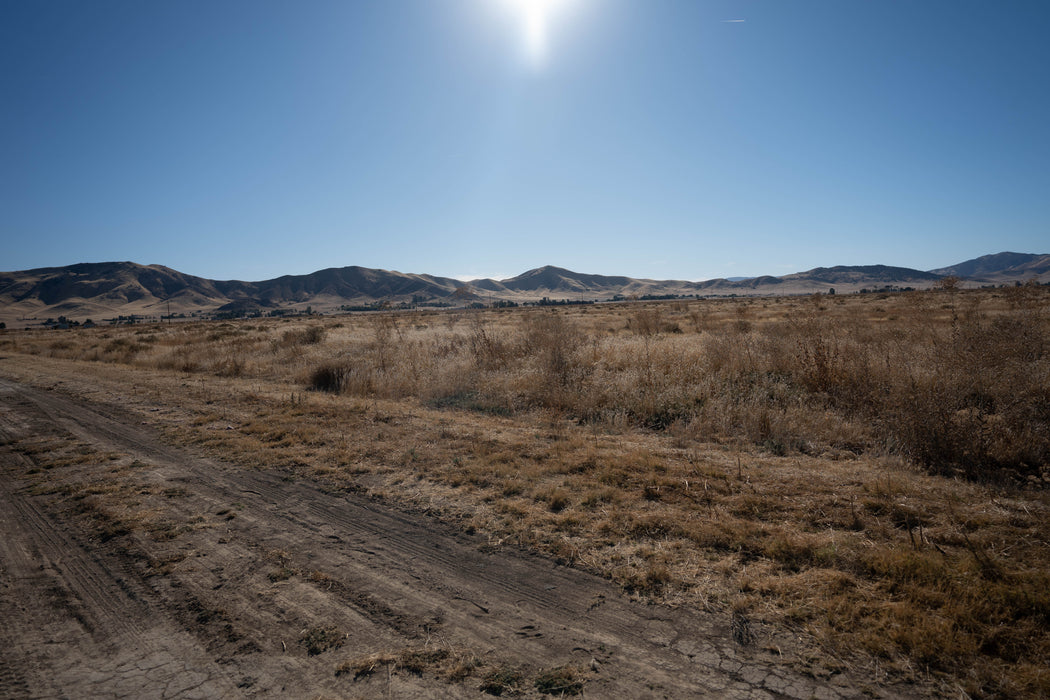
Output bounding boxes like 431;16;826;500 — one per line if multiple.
0;375;905;699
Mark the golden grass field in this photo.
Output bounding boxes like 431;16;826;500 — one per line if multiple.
2;284;1048;697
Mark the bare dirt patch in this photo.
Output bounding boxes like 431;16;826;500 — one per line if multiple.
0;373;895;698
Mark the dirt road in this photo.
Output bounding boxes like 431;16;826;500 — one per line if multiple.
0;375;894;698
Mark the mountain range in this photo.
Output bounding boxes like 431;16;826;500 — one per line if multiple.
1;252;1047;324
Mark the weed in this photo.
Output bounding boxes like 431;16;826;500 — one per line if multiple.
300;626;344;656
399;648;449;676
336;652;396;679
479;667;524;696
533;666;584;696
268;567;295;582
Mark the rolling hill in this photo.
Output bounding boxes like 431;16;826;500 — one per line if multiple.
929;252;1050;281
1;252;1046;326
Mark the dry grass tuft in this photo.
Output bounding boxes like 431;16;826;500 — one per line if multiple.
532;665;585;696
335;645;482;683
300;626;344;656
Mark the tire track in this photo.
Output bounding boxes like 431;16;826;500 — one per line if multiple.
0;376;902;699
0;394;242;700
6;382;680;661
0;418;149;643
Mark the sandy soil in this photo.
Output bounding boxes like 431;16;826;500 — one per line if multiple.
0;370;906;698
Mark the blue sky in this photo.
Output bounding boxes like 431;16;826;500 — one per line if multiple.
2;0;1048;282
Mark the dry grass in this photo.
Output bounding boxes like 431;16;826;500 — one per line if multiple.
4;286;1050;697
7;434;191;544
334;646;582;696
335;645;484;683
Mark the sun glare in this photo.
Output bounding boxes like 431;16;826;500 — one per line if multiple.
499;0;574;68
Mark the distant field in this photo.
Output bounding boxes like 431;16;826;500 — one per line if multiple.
2;285;1048;697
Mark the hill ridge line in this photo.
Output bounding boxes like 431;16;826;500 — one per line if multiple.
2;252;1048;324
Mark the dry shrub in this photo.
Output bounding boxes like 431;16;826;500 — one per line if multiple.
520;312;588;408
814;298;1047;479
214;353;247;377
281;325;326;347
284;290;1049;481
307;362;377;395
156;344;202;373
628;308;662;336
308;363;347;393
11;288;1049;481
468;316;514;370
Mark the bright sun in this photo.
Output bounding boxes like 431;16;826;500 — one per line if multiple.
500;0;574;67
